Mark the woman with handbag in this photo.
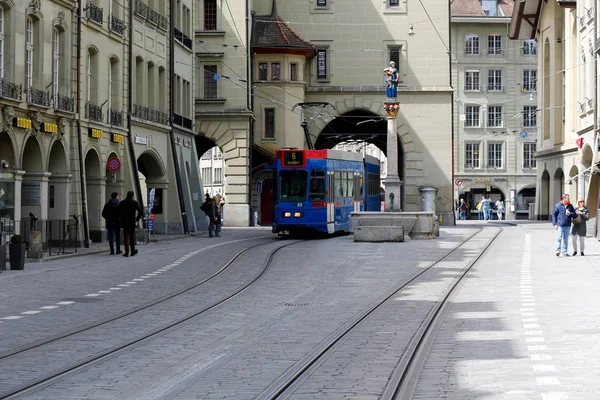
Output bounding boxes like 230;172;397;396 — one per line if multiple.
571;198;590;256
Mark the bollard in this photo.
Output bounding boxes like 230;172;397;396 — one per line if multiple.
254;211;259;227
28;231;44;258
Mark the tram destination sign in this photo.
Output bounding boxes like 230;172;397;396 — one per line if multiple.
282;151;304;167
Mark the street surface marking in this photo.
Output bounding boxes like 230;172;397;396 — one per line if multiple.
529;348;550;354
86;293;101;297
98;290;111;294
56;301;75;305
1;316;23;320
22;311;41;315
536;377;561;385
40;306;59;310
525;330;543;336
541;392;568;400
110;287;122;290
524;324;540;329
118;284;130;287
533;365;556;372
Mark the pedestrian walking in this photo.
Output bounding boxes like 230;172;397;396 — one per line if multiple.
496;199;505;220
456;198;468;221
200;193;217;237
214;195;223;237
571;198;590;256
476;200;484;220
119;191;143;257
481;195;491;221
488;199;495;221
552;193;576;257
101;192;121;255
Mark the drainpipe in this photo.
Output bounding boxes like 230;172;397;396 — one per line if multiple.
247;1;254;221
76;0;90;248
168;0;189;234
594;2;599;235
126;0;146;229
449;4;455;223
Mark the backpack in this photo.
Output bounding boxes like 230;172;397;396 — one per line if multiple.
200;201;209;215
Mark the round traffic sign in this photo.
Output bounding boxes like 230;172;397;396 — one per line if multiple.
107;157;121;172
455;178;463;187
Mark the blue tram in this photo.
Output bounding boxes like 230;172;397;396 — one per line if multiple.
270;148;381;235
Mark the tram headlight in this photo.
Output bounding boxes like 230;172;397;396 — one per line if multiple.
283;212;292;218
293;212;303;218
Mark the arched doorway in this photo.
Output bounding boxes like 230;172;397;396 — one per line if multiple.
196;136;227;226
84;149;103;241
138;150;168;233
0;132;17;228
568;165;578;201
517;186;536;220
105;152;123;203
314;109;404;208
21;136;46;222
48;141;69;220
540;170;550;220
553;168;564;208
459;184;505;220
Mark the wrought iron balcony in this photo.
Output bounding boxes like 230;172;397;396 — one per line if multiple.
133;104;168;125
110;14;126;36
109;109;123;127
27;88;51;107
174;27;193;51
54;94;75;113
134;0;148;19
147;8;159;25
158;14;168;30
0;79;22;101
174;113;193;130
86;2;103;25
86;102;104;122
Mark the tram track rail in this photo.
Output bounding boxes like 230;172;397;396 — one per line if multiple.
257;227;501;400
1;237;302;399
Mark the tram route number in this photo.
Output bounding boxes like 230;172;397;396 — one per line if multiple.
283;151;304;167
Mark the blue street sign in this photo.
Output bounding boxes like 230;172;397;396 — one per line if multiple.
147;220;154;232
520;130;527;137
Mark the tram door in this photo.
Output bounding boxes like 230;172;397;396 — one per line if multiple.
327;171;335;233
260;179;273;226
353;172;361;213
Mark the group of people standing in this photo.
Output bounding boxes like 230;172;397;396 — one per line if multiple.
552;193;590;257
456;195;505;221
101;191;143;257
201;193;224;237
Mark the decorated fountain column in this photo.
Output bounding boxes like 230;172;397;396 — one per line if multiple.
383;102;402;211
383;61;402;212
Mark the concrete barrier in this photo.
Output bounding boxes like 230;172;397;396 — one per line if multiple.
354;226;404;242
350;211;438;242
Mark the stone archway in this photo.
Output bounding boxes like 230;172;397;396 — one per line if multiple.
47;140;70;220
21;136;47;220
540;170;551;220
0;131;17;226
137;150;170;233
196;118;252;226
568;164;579;201
553;168;564;207
84;148;103;241
105;151;123;205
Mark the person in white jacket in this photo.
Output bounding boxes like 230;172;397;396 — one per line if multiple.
495;199;505;220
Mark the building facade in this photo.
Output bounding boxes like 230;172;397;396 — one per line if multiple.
510;0;599;235
451;0;538;219
195;0;455;226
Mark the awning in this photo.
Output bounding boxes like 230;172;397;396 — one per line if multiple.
509;0;543;40
566;162;600;184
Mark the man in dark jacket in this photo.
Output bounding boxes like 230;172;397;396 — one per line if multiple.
200;193;217;237
101;192;121;255
552;193;576;257
119;191;143;257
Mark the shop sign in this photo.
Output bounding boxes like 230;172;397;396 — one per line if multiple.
0;172;14;181
135;136;149;145
474;178;492;183
22;182;41;206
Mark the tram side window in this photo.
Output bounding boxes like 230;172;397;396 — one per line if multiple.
334;171;342;197
279;170;308;202
341;172;348;197
347;173;354;197
309;170;325;201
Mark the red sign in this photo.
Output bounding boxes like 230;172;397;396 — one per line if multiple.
576;137;584;149
455;178;463;187
107;157;121;172
150;213;155;221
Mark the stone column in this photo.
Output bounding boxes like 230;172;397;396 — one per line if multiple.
383;102;403;212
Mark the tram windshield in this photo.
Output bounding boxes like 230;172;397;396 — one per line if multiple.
279;170;308;202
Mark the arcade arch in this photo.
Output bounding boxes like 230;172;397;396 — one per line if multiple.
137;150;167;232
47;140;70;220
0;132;16;225
84;148;102;241
540;170;551;220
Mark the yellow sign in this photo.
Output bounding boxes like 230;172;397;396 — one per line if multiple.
13;117;32;129
89;128;103;139
41;122;58;134
474;178;492;182
111;133;125;143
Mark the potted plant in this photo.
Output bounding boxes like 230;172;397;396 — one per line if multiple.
9;234;25;270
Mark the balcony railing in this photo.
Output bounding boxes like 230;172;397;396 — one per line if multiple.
109;109;123;127
174;113;193;130
174;27;193;51
27;88;51;107
86;2;103;25
0;79;22;101
134;0;148;19
133;104;168;125
110;14;126;36
54;94;75;113
158;14;168;30
86;102;104;122
147;8;159;25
